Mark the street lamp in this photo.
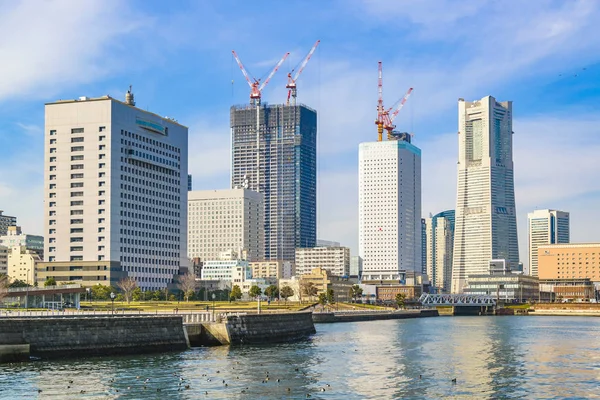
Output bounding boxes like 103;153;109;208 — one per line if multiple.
211;293;216;321
110;292;116;315
86;288;91;303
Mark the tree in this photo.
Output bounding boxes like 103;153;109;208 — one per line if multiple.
91;284;115;301
249;285;262;299
327;288;335;304
0;274;8;305
264;285;279;300
132;287;143;301
280;286;294;302
44;277;57;287
395;293;406;309
9;279;29;288
230;285;243;301
350;284;363;302
301;281;318;303
318;293;328;310
178;272;197;302
116;277;137;304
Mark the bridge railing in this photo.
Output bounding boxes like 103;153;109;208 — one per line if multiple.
419;293;497;306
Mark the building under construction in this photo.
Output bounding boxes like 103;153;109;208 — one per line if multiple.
230;103;317;261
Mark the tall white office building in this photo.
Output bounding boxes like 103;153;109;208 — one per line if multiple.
42;91;188;290
528;209;569;277
358;137;422;282
188;189;263;262
452;96;519;293
424;210;455;293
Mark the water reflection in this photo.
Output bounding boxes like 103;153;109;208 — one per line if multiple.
1;316;600;399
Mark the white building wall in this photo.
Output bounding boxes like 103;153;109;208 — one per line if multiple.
452;96;519;293
188;189;263;262
295;247;350;277
528;209;569;277
358;140;422;281
44;95;188;290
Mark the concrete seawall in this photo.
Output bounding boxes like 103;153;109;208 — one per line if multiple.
186;312;316;346
312;309;439;323
0;316;188;360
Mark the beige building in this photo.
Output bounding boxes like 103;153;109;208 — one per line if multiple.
250;260;294;280
538;243;600;283
296;247;350;277
37;260;126;287
188;189;263;263
299;267;354;302
8;246;42;285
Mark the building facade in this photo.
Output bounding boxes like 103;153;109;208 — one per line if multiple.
299;267;353;303
250;260;294;280
230;104;317;261
350;256;363;279
0;226;44;258
295;246;350;277
528;209;569;277
316;239;341;247
0;210;16;236
452;96;519;293
7;246;42;285
200;259;251;283
538;243;600;284
188;189;263;263
463;272;539;302
42;93;188;290
0;246;7;275
424;210;455;293
358;138;422;281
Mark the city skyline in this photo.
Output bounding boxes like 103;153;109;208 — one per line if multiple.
1;2;600;273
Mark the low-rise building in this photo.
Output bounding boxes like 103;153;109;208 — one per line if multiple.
250;260;294;280
296;247;350;277
538;243;600;284
463;269;540;302
8;246;42;285
36;261;126;287
299;267;354;303
376;285;422;302
539;278;596;302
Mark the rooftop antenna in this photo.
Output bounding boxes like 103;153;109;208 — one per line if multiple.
125;85;135;106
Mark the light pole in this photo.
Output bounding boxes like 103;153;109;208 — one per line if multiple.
110;292;116;315
211;293;216;321
86;288;91;303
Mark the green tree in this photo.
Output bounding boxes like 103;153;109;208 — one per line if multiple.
327;288;335;304
318;292;328;309
44;277;57;287
230;285;243;301
264;285;279;300
132;287;143;301
91;284;114;301
10;279;29;288
350;284;363;302
300;281;318;303
280;286;294;302
0;274;8;304
395;293;406;309
249;285;262;299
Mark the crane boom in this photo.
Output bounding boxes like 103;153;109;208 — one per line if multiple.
291;40;320;82
232;50;255;89
286;40;320;105
388;87;413;123
259;52;290;92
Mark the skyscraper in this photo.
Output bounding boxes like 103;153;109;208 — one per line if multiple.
452;96;519;293
424;210;455;293
358;137;422;282
528;209;569;276
230;104;317;261
42;92;188;289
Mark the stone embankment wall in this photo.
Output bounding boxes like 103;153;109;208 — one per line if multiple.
312;309;439;323
531;303;600;316
0;316;188;359
186;312;316;346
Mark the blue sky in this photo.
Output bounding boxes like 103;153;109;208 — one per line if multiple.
1;0;600;270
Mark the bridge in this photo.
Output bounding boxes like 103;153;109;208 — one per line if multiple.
419;293;496;307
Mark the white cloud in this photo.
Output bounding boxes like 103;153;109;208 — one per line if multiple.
187;115;231;189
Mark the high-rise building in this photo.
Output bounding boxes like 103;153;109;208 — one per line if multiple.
451;96;519;293
358;137;422;282
424;210;455;293
295;246;350;277
230;104;317;261
421;218;427;275
0;246;7;275
0;226;44;259
41;92;188;290
528;209;569;276
187;174;193;191
187;189;263;262
0;211;17;236
350;255;363;279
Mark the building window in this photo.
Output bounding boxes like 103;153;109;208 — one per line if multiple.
70;182;84;188
70;237;83;242
99;163;105;168
99;181;105;187
50;166;56;171
70;219;84;224
71;146;84;152
49;211;56;216
71;155;84;161
49;256;55;262
98;218;105;223
70;228;83;233
70;210;83;215
99;145;106;150
49;175;56;180
71;201;84;206
50;139;57;144
98;200;105;205
49;238;56;243
71;137;84;143
98;255;105;261
98;246;105;251
99;172;106;178
49;229;56;234
99;154;106;160
49;202;56;207
50;130;57;136
99;127;106;132
98;190;105;196
50;148;56;153
49;193;56;198
71;192;84;197
98;209;105;214
49;219;56;225
70;256;83;261
71;173;84;179
70;246;83;252
71;164;84;170
49;183;56;189
71;128;84;134
98;227;105;233
50;157;56;162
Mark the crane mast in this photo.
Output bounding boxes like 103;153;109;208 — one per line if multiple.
286;40;320;106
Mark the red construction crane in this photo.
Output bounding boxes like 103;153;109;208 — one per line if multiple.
286;40;320;106
232;50;290;106
374;61;413;141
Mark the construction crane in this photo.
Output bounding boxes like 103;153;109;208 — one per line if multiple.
374;61;413;141
286;40;320;106
232;50;290;106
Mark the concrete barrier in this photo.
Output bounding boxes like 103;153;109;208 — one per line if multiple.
0;316;188;360
313;309;439;323
0;344;30;363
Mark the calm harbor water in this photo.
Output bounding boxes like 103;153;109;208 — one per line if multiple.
2;316;600;399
